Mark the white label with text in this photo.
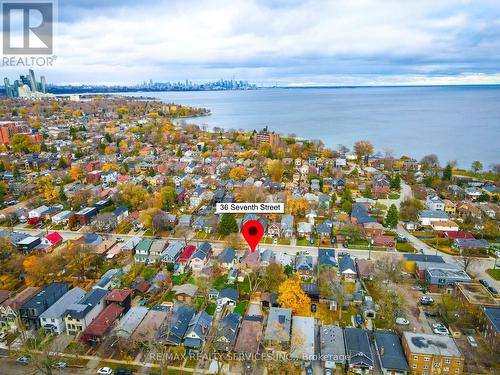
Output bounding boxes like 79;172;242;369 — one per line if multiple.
216;203;284;214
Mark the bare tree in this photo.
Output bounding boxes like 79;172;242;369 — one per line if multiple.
457;246;478;273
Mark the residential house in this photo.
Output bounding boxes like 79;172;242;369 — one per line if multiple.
417;210;449;226
401;332;464;375
318;248;338;268
183;310;213;353
426;195;445;211
443;200;457;216
80;303;124;345
295;255;314;278
290;316;315;360
431;220;460;232
453;238;490;252
320;325;346;369
344;328;374;372
39;287;86;334
105;289;132;314
363;222;384;238
374;330;410;375
113;205;129;223
240;248;260;269
163;304;196;345
64;288;108;335
264;307;292;349
209;288;239;306
357;259;375;280
19;282;69;329
114;306;149;340
160;241;184;264
189;242;212;273
234;302;264;354
217;247;236;269
339;255;357;280
351;203;377;224
465;187;482;200
259;248;275;267
297;222;312;237
172;284;198;303
425;267;471;292
213;313;241;352
0;287;41;332
177;245;196;270
149;239;169;262
373;235;396;248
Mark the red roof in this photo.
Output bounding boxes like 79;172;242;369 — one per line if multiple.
178;245;195;262
81;303;123;338
45;232;63;245
105;289;132;303
134;280;151;294
443;231;475;239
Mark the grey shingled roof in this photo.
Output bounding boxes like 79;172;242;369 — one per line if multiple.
374;331;410;372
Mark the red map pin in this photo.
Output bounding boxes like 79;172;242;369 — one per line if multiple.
241;220;264;253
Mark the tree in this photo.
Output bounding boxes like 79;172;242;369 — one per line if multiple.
58;185;67;202
69;164;85;182
224;233;246;250
442;163;453;181
267;159;285;182
471;160;483;173
288;197;309;217
219;213;239;236
400;198;424;222
385;204;399;228
420;154;440;169
228;166;247;181
457;246;479;273
390;173;401;189
11;133;35;153
119;183;147;210
277;274;311;315
353;140;374;162
262;263;286;294
64;243;95;281
0;181;8;204
160;186;176;211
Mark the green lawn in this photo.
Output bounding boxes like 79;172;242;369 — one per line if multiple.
205;302;216;315
487;269;500;280
396;242;416;253
278;238;291;245
118;222;133;234
234;300;248;315
171;273;195;285
388;193;400;199
212;275;229;289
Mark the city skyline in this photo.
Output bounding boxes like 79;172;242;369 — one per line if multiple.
2;0;500;86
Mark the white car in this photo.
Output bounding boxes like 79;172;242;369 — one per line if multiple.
433;327;450;335
395;317;410;325
467;336;478;348
97;368;113;375
216;304;223;313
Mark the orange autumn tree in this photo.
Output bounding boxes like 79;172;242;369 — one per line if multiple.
277;273;311;315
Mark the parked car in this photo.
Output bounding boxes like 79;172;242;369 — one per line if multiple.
424;310;440;317
325;369;332;375
395;317;410;325
420;296;434;306
52;362;66;369
488;286;498;295
16;357;31;365
479;279;490;288
305;366;313;375
467;336;478;348
97;368;113;375
433;327;450;335
115;368;133;375
216;304;223;313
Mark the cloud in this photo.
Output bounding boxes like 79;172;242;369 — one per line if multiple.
5;0;500;85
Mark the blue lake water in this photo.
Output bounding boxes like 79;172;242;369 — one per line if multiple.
118;86;500;168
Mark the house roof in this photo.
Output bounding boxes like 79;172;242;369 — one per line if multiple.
178;245;196;262
44;232;63;244
217;287;239;301
65;288;108;319
1;287;41;310
344;328;373;368
115;306;149;339
184;310;212;348
21;282;69;309
82;303;124;338
264;307;291;343
320;325;346;363
172;284;198;297
403;254;445;263
339;255;356;274
216;312;241;349
191;241;211;260
166;304;196;344
105;289;132;303
403;332;463;357
39;288;86;320
418;210;449;219
234;319;262;353
374;331;409;372
291;316;315;359
136;239;154;252
483;307;500;332
218;247;236;263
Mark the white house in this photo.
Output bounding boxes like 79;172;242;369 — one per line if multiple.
51;210;73;225
417;210;449;226
64;288;108;335
28;205;49;219
425;195;445;211
40;288;85;334
430;220;460;232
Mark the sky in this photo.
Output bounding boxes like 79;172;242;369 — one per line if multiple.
2;0;500;86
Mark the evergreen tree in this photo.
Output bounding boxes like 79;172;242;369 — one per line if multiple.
390;173;401;189
219;213;239;236
58;185;67;202
385;204;399;228
442;164;453;181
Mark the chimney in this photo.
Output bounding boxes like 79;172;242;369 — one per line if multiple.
380;346;384;356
